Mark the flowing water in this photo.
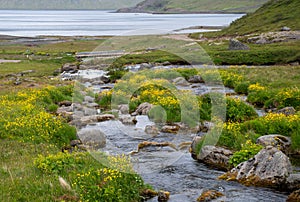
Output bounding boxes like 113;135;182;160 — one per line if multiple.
68;67;289;201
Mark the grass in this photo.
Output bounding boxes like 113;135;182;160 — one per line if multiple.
130;0;267;13
190;0;300;37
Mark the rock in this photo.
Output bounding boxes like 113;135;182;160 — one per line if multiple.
86;102;99;108
96;114;115;122
286;174;300;191
157;190;170;202
199;121;214;133
190;136;202;160
145;125;159;135
256;134;291;154
221;147;292;188
290;62;300;66
83;107;97;116
77;128;106;149
197;190;224;202
58;100;72;107
70;139;82;147
172;77;189;86
57;106;73;114
256;37;268;44
100;76;110;84
188;75;204;83
197;145;233;171
281;26;291;31
287;189;300;202
277;107;296;116
228;39;250;50
118;104;129;114
61;63;78;73
161;124;180;133
80;115;98;125
119;114;136;124
140;63;153;69
132;102;153;116
84;96;95;103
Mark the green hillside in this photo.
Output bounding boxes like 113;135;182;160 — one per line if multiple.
222;0;300;35
0;0;142;10
118;0;268;13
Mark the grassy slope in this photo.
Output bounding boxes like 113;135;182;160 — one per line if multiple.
0;0;142;10
123;0;268;13
221;0;300;35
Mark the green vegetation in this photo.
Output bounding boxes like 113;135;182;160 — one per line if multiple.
223;0;300;35
120;0;267;13
0;0;142;10
229;140;263;167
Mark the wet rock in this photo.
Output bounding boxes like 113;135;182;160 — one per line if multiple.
188;75;204;83
140;189;158;200
145;125;159;135
132;102;153;116
221;146;292;188
99;75;110;84
157;190;170;202
287;189;300;202
118;104;129;114
61;63;78;73
286;174;300;191
256;134;291;154
119;114;136;125
197;190;224;202
190;136;202;160
228;39;250;50
197;145;233;171
161;124;180;133
77;128;106;149
277;107;296;116
172;77;189;86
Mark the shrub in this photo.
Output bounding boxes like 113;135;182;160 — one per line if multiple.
234;81;250;94
229;140;263;167
226;97;258;122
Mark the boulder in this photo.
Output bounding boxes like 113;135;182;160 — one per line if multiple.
58;100;72;107
172;77;189;86
221;146;292;188
61;63;77;73
157;190;170;202
287;190;300;202
256;134;291;154
96;114;115;122
277;107;296;116
161;124;180;133
256;38;268;44
286;174;300;191
132;102;153;116
197;145;233;171
145;125;159;135
197;190;224;202
83;107;97;116
118;104;129;114
119;114;136;125
190;136;202;160
100;76;110;84
84;96;95;103
281;26;291;31
188;75;204;83
77;128;106;149
228;39;250;50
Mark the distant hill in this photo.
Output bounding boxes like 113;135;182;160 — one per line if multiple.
117;0;269;13
222;0;300;35
0;0;143;10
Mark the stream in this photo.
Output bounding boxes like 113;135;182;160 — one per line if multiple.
66;66;289;201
